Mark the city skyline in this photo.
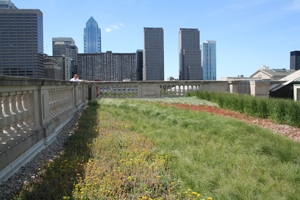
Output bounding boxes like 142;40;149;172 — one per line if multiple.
9;0;300;80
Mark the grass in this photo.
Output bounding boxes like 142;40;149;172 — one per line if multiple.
135;96;218;107
99;98;300;200
14;98;300;199
188;90;300;127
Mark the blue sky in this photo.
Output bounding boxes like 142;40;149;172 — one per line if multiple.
13;0;300;80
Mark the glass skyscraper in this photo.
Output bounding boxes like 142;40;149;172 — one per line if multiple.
179;28;202;80
143;27;164;80
0;8;44;78
84;16;101;53
201;40;216;80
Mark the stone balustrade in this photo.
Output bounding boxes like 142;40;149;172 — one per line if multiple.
87;80;237;99
0;76;273;183
0;76;86;183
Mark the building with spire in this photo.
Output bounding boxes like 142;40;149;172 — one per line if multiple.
84;16;101;53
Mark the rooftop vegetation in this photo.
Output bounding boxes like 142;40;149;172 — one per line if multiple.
15;97;300;199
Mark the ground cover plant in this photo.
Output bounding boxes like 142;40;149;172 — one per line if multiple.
187;90;300;128
98;98;300;200
14;101;208;200
14;98;300;199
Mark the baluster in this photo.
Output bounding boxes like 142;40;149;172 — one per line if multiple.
52;90;57;117
129;85;133;98
58;90;63;114
122;85;126;98
0;96;11;144
182;85;186;96
9;92;22;136
112;85;116;98
50;90;55;118
3;95;17;139
16;93;28;132
23;92;34;129
124;85;128;98
160;85;164;97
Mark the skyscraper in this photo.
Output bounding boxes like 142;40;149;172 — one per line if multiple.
0;0;17;9
0;8;44;78
290;51;300;70
136;50;143;81
178;28;202;80
84;16;101;53
201;40;216;80
143;27;164;80
52;37;78;79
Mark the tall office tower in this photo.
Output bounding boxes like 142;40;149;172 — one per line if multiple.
84;16;101;53
136;50;143;81
143;27;164;80
51;55;72;81
201;40;216;80
178;28;202;80
77;51;137;81
44;55;63;80
0;0;17;9
0;9;44;78
52;37;78;78
290;51;300;70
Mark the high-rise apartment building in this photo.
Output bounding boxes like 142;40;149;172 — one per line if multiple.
0;0;17;9
77;51;137;81
52;37;78;78
84;16;101;53
201;40;216;80
143;27;164;80
290;51;300;70
0;8;44;78
178;28;202;80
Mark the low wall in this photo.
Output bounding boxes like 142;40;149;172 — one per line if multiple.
0;76;86;183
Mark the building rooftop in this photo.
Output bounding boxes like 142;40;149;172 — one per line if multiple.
250;68;296;79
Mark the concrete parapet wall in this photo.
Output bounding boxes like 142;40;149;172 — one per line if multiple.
250;80;270;98
0;76;86;183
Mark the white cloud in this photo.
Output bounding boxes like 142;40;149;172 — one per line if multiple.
289;0;300;12
106;23;125;32
110;25;119;29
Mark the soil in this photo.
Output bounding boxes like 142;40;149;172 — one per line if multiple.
159;103;300;141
